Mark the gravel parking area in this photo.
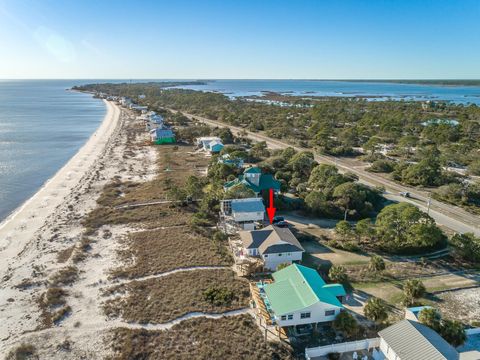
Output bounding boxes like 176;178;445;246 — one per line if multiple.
436;287;480;324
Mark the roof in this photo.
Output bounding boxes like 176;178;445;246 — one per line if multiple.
209;141;224;151
197;136;222;143
154;129;174;138
239;225;304;254
244;167;262;174
322;283;347;297
378;320;459;360
459;351;480;360
264;264;344;315
224;173;281;193
231;198;265;213
258;226;304;254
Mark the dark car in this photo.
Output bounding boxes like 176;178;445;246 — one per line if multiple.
275;220;289;228
272;216;285;224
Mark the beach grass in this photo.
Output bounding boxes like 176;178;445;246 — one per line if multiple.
103;269;249;324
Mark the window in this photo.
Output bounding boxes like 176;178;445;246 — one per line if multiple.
287;253;291;256
281;315;287;321
264;254;268;258
278;253;282;256
325;310;335;316
287;314;293;320
300;312;311;319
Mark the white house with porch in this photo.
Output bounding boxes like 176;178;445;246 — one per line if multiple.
220;198;265;232
239;225;304;270
257;264;345;328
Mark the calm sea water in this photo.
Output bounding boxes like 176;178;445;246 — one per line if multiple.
0;80;106;222
174;80;480;104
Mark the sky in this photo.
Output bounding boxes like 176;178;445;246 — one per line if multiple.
0;0;479;79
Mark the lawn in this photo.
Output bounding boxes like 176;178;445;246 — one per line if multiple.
103;269;249;323
110;226;232;279
107;315;293;360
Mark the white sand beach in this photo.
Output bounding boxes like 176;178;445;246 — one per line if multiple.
0;100;119;261
0;95;159;358
0;100;124;353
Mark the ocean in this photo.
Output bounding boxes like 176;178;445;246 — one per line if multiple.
0;80;106;222
1;79;479;223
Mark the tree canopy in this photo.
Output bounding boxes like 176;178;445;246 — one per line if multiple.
375;203;447;254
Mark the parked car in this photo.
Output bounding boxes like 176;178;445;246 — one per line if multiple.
275;220;289;228
272;216;285;224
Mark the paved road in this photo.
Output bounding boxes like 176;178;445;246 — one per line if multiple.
173;110;480;236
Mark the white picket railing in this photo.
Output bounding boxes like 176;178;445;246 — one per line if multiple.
305;338;381;359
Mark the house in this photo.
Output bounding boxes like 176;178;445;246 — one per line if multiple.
128;103;149;112
208;139;224;153
260;264;345;327
196;136;224;153
147;115;164;130
378;319;459;360
239;225;304;270
218;153;244;168
220;197;265;232
305;318;480;360
120;97;132;107
223;167;281;195
150;127;175;144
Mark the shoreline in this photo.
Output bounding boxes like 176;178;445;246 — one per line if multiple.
0;99;120;257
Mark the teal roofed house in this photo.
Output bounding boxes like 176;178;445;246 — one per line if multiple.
223;167;281;195
260;264;345;327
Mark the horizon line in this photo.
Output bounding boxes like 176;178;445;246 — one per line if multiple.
2;78;480;81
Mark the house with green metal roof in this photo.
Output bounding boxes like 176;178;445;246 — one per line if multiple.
223;167;281;195
262;263;345;327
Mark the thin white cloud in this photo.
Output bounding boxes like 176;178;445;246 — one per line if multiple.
81;39;103;57
33;26;76;63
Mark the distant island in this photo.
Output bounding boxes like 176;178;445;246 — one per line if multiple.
72;80;206;92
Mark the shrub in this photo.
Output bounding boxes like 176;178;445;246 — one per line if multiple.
6;343;37;360
418;307;441;331
333;311;359;339
369;159;395;173
368;255;386;272
451;232;480;262
52;305;72;324
328;266;348;284
49;266;78;287
43;288;68;307
440;319;466;347
204;286;236;306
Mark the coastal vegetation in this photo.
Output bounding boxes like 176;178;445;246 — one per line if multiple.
110;227;232;279
108;316;293;360
103;269;249;324
75;82;480;216
418;308;466;347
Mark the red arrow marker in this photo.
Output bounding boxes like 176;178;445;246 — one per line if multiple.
266;188;276;224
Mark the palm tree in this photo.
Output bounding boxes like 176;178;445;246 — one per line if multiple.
364;297;388;327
